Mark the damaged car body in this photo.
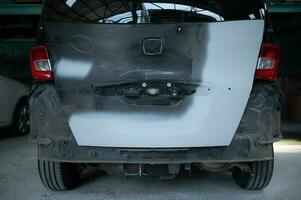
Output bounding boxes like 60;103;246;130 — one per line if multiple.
29;0;281;191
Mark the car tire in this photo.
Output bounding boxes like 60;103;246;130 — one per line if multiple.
38;160;81;191
12;100;29;136
232;152;274;190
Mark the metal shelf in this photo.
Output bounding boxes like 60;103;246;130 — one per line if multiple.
0;4;42;15
268;3;301;13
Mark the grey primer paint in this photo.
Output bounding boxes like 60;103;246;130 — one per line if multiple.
45;20;264;148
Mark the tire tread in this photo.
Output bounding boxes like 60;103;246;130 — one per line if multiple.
232;159;274;190
38;160;80;191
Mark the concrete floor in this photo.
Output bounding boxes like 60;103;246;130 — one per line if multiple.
0;128;301;200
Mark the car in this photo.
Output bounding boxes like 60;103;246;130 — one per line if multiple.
0;75;29;135
29;0;282;191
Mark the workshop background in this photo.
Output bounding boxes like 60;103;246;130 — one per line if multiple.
1;0;301;199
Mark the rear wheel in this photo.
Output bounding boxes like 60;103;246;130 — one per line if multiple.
38;160;81;191
232;157;274;190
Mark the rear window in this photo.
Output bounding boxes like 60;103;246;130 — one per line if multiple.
43;0;265;23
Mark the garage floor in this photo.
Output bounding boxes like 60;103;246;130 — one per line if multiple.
0;127;301;200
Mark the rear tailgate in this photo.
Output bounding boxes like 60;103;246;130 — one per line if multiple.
43;0;265;148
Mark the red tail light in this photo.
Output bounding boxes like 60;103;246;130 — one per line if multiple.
30;45;53;82
255;43;280;81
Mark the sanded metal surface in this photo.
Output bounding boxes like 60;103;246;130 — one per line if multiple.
44;20;264;148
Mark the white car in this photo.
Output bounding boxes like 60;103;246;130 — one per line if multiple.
0;75;30;135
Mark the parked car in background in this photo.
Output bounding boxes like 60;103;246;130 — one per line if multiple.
0;75;29;135
30;0;281;191
0;38;34;136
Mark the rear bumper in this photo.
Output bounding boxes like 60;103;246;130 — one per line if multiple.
29;81;281;163
36;133;278;164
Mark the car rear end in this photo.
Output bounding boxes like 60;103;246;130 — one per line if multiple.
29;0;281;191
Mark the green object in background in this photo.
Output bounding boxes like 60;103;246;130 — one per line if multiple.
0;39;36;81
268;3;301;13
0;4;42;15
